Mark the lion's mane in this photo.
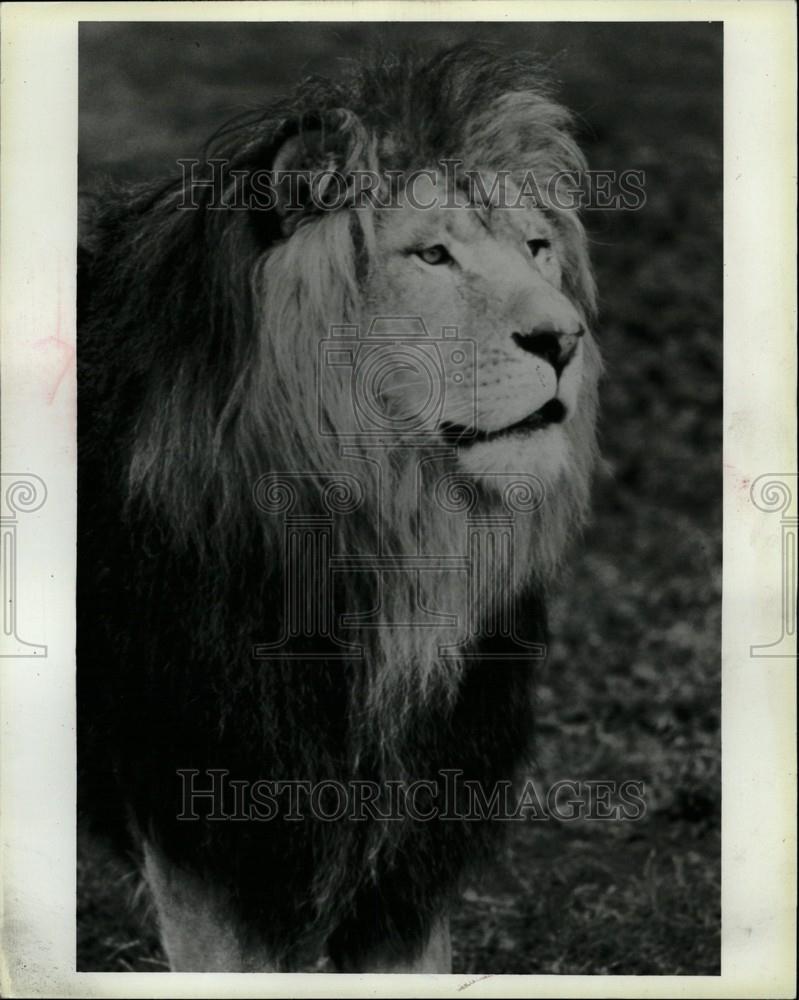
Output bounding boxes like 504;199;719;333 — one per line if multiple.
78;45;600;968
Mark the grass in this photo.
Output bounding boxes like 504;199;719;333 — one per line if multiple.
78;21;722;974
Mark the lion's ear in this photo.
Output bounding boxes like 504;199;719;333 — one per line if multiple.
269;111;368;236
272;129;339;176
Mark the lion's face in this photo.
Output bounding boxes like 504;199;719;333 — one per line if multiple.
363;173;596;487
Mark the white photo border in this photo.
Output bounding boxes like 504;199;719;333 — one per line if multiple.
1;2;795;997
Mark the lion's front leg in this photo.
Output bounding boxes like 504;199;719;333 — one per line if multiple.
331;914;452;974
142;840;277;972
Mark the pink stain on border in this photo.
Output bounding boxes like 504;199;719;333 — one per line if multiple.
723;460;750;498
33;282;76;406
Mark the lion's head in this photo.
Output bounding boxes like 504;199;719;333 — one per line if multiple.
85;44;601;722
364;169;598;487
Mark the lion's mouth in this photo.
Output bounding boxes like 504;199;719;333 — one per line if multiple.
440;398;567;446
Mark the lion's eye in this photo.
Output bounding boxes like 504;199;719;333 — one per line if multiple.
527;238;551;258
416;245;452;266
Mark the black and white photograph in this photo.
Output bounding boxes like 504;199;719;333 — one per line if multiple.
0;3;796;996
76;19;722;975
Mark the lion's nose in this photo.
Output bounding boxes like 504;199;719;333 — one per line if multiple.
512;322;584;377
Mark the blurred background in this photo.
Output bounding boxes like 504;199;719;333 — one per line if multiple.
78;21;722;974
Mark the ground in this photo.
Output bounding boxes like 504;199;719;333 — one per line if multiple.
78;21;722;974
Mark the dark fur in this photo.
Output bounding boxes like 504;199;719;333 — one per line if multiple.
78;45;594;969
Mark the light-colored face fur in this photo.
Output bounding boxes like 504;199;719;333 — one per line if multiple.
257;161;600;590
364;173;591;491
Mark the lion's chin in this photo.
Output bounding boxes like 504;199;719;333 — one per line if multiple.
455;425;570;485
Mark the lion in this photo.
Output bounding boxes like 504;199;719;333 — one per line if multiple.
77;44;601;973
